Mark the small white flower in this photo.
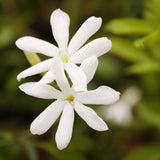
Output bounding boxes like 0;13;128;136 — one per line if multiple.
101;86;141;126
16;9;112;92
19;58;120;150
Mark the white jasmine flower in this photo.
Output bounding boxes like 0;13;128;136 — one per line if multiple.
19;58;120;150
16;9;112;91
101;86;141;126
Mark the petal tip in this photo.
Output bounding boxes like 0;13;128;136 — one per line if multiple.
96;17;102;22
50;8;67;19
15;36;29;46
102;125;109;131
18;84;23;91
116;91;121;100
90;16;102;21
57;144;67;150
17;75;21;81
56;136;69;150
30;123;43;135
15;38;22;48
102;37;112;53
87;16;102;28
30;129;39;135
96;122;109;131
107;39;112;48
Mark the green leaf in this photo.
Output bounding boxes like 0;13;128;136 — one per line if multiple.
96;56;121;82
0;24;16;48
126;61;160;74
111;37;149;62
136;99;160;128
0;148;17;160
124;145;160;160
134;27;160;48
105;18;152;35
143;0;160;28
23;141;38;160
36;141;87;160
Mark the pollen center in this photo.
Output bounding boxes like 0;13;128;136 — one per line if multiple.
61;54;69;63
65;94;75;102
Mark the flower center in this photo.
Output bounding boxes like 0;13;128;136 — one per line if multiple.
61;54;69;63
65;94;75;102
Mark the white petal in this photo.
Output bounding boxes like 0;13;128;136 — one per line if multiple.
51;58;71;94
68;16;102;55
121;86;141;106
65;63;87;92
50;9;69;51
74;101;108;131
80;56;98;83
37;70;55;85
16;36;59;57
55;102;74;150
19;82;63;99
106;101;132;125
76;86;120;105
70;37;112;63
30;100;64;135
17;58;53;81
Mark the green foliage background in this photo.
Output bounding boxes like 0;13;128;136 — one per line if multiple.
0;0;160;159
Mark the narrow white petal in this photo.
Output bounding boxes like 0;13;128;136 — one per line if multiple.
68;16;102;55
17;58;53;81
76;86;120;105
74;101;108;131
37;70;55;85
50;9;70;51
80;56;98;83
65;63;87;92
16;36;59;57
30;100;64;135
55;102;74;150
19;82;63;99
70;37;112;63
52;58;71;94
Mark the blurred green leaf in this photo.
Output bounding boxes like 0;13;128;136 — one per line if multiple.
105;18;152;35
0;24;16;48
95;56;121;82
36;141;87;160
126;61;160;74
123;145;160;160
64;0;82;36
23;141;38;160
0;148;17;160
144;0;160;28
111;37;149;62
134;27;160;48
0;132;14;147
136;99;160;128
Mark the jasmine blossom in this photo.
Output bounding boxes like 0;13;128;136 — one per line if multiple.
19;58;120;150
16;9;112;92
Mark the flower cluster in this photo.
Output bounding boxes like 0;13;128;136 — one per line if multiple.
16;9;120;150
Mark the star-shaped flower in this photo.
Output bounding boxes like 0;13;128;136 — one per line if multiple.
19;58;120;150
16;9;112;91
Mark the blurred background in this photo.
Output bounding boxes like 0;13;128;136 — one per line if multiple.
0;0;160;159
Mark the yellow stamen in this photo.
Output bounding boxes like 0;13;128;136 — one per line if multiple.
65;94;75;102
61;54;69;63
